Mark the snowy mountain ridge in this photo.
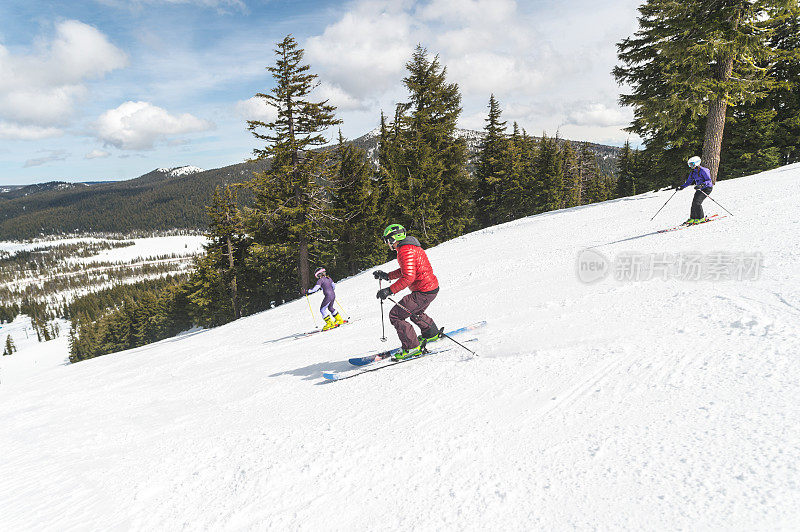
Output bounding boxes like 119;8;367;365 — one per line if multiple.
1;163;798;529
154;165;205;178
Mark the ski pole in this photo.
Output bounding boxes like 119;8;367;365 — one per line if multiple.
379;280;387;342
698;188;734;217
335;299;350;320
305;294;319;328
651;189;678;221
385;296;478;357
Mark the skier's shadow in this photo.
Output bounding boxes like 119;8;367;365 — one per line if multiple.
264;332;308;343
590;230;663;248
269;359;353;382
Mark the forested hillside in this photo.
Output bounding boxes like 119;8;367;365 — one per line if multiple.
0;162;267;240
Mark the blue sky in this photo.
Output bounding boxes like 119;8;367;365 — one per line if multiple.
0;0;641;185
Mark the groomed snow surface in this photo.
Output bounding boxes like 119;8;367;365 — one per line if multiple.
2;164;800;530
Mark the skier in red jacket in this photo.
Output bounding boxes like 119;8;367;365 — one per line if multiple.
373;224;440;359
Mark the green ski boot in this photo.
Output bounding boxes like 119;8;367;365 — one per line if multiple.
417;326;442;345
393;345;423;361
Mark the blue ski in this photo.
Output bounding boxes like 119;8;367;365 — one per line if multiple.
323;338;479;382
348;321;487;366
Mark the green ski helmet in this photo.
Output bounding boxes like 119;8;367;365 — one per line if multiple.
382;223;406;244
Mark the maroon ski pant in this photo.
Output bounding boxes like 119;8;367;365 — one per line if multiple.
389;288;439;350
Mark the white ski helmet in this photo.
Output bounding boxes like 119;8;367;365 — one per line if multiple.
687;156;701;168
314;267;326;278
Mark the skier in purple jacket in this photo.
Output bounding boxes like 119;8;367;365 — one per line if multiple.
307;267;344;331
676;156;714;225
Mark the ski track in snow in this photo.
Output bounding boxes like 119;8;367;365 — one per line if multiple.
2;164;800;529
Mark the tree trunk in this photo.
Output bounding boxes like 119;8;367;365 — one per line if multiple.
225;233;239;319
702;52;734;184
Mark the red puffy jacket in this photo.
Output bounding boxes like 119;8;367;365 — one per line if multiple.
388;236;439;294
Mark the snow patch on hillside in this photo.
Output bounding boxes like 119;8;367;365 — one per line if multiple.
155;165;204;178
76;235;207;264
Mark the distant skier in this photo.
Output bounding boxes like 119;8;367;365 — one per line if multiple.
676;156;713;224
307;267;344;331
373;224;441;360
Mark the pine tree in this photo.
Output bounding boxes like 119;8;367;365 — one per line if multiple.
727;5;800;173
246;35;341;293
206;185;246;319
380;45;472;244
559;141;580;209
770;5;800;166
576;143;601;205
475;94;509;228
515;128;539;216
534;133;562;213
3;335;15;356
328;132;384;276
615;140;637;198
614;0;788;183
721;106;781;178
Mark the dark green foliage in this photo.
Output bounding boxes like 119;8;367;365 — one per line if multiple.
324;133;385;277
475;94;510;228
769;6;800;166
722;5;800;175
3;335;16;356
614;0;794;184
67;275;190;322
379;45;473;244
535;133;563;213
615;140;637;198
68;277;194;363
559;142;580;209
204;185;246;320
0;303;20;324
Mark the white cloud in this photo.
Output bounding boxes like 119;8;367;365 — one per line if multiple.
303;0;641;145
313;82;368;112
85;149;111;159
235;97;278;122
564;103;630;128
94;0;246;11
0;122;63;140
305;1;416;99
24;150;69;168
93;101;213;150
0;20;127;133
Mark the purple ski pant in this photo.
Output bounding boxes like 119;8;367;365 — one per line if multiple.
389;289;438;350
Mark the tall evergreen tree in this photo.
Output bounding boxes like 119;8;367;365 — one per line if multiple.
499;122;528;221
771;5;800;166
559;141;580;209
206;185;246;319
3;335;15;356
475;94;509;228
614;0;789;183
535;133;562;213
516;128;539;216
246;35;341;293
328;132;384;276
380;45;472;243
615;140;637;197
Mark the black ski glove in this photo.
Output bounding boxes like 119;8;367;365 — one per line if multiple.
376;287;392;300
373;270;390;281
694;184;703;190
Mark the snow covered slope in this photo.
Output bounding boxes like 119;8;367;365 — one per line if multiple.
2;164;799;530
